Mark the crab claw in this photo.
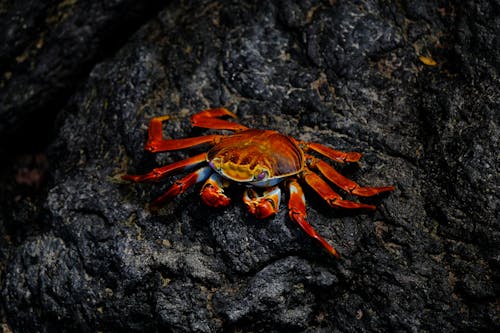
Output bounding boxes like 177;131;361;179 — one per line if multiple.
200;174;231;207
243;187;281;219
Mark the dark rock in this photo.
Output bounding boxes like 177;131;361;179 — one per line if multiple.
1;0;498;332
213;256;337;331
0;0;164;150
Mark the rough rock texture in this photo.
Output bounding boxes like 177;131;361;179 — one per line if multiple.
0;0;164;148
1;0;499;332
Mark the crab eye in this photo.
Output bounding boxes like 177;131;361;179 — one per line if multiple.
209;158;221;171
255;170;269;181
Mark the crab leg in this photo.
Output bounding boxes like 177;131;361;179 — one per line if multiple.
200;173;231;207
191;108;249;132
307;156;395;197
243;186;281;219
301;170;376;210
151;166;212;206
144;114;223;153
122;153;206;182
305;142;362;163
287;179;340;258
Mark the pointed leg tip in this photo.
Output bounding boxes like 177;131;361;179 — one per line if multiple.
329;248;341;259
122;174;137;182
352;185;395;197
346;152;362;162
377;185;395;193
358;203;377;211
372;185;396;195
327;198;376;210
318;239;341;259
153;115;170;122
225;109;238;118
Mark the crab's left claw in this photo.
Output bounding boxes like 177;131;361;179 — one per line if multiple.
200;173;231;207
243;186;281;219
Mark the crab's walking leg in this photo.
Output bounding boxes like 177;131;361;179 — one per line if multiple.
200;173;231;207
304;142;362;163
287;179;340;258
302;170;376;210
122;153;206;182
145;114;223;153
307;156;395;197
243;186;281;219
191;108;249;132
151;166;212;206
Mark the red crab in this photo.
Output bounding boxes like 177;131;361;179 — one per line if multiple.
123;108;394;258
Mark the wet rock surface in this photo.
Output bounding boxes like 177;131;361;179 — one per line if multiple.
1;0;498;332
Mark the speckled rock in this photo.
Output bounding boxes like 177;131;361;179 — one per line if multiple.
1;0;498;332
0;0;164;148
